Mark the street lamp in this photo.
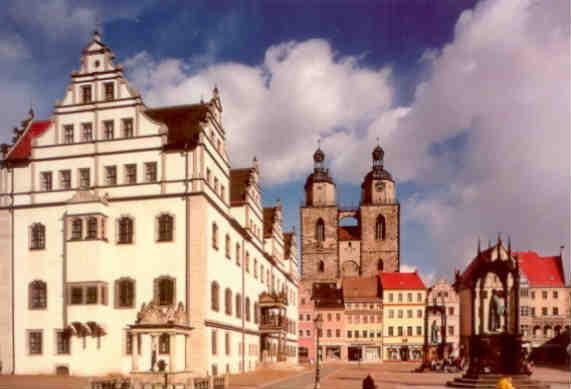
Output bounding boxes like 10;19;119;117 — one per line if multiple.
314;315;323;389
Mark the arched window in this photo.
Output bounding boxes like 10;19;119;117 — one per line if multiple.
318;260;325;273
543;325;552;337
155;276;175;306
377;259;384;271
30;223;45;249
157;214;174;242
375;215;386;240
115;278;135;308
225;234;231;259
159;333;170;354
212;223;218;249
87;217;98;239
533;326;541;337
118;217;134;244
554;325;561;336
235;293;242;319
29;280;47;309
71;218;83;240
245;252;250;273
315;218;325;242
235;243;241;265
225;288;232;315
245;297;251;322
211;282;220;312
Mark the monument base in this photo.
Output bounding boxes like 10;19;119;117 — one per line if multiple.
447;374;550;389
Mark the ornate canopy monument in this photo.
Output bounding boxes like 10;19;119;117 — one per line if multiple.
448;237;549;389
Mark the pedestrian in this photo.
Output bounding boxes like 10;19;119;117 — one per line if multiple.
362;374;377;389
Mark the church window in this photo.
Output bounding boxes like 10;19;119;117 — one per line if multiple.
81;85;92;103
159;333;170;354
211;281;220;312
235;294;242;319
29;280;47;309
87;217;98;239
225;288;232;315
377;259;384;271
30;223;46;249
118;217;134;244
157;214;174;242
318;260;325;273
315;219;325;242
375;215;386;240
116;278;135;308
104;82;114;101
212;223;218;249
122;118;133;138
71;218;83;240
155;276;175;306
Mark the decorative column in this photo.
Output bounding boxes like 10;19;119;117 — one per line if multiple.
185;334;191;370
169;333;177;372
131;333;140;372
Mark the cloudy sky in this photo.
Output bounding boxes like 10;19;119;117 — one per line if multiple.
1;0;569;282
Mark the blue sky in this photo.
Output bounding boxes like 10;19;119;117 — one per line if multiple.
0;0;569;283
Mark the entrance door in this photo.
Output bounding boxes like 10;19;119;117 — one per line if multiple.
348;346;362;361
400;346;409;361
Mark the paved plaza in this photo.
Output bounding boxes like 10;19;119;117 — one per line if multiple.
0;363;568;389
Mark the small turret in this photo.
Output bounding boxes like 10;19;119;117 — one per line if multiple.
304;143;336;206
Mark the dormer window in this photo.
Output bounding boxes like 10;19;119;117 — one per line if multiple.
104;82;114;101
82;85;92;103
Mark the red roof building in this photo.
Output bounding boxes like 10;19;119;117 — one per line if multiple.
380;271;426;290
513;251;565;287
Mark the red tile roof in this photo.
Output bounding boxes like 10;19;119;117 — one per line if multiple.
342;276;380;299
380;272;426;290
338;226;360;241
5;120;51;162
513;251;565;287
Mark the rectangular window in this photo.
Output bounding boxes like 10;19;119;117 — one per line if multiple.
64;125;74;144
82;85;92;103
70;286;83;304
86;286;98;304
122;118;133;138
553;307;559;316
530;307;535;317
542;291;548;299
398;310;403;319
407;326;412;336
397;327;403;336
388;310;394;318
104;82;114;101
388;293;393;302
407;293;412;302
56;331;70;355
145;162;157;182
417;309;423;318
211;330;217;355
326;329;332;337
60;170;71;189
125;164;137;184
335;329;340;337
28;331;43;355
354;331;359;338
40;172;53;191
362;330;367;338
388;327;393;336
448;307;454;315
105;166;117;186
79;168;90;189
417;292;422;302
347;330;352;338
542;307;548;316
553;291;558;299
531;291;535;299
448;326;454;336
103;121;114;140
126;333;133;355
82;123;93;141
398;293;403;302
407;310;412;318
416;326;422;336
225;332;230;355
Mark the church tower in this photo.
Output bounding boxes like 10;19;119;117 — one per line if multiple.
359;144;400;274
300;147;339;281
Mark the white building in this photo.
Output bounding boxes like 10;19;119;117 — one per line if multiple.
0;31;299;378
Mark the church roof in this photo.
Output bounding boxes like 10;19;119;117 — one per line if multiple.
513;251;565;287
361;167;393;187
229;168;253;206
380;272;426;290
145;103;209;150
342;276;380;299
312;282;344;308
338;226;360;241
304;170;335;190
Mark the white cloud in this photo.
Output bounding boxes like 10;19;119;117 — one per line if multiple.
0;34;30;60
120;0;569;277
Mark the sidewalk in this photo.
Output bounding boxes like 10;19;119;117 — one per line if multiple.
228;364;310;389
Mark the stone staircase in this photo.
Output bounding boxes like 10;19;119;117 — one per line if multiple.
447;374;550;389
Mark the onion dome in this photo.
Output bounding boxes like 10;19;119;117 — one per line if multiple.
313;147;325;164
372;144;384;162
